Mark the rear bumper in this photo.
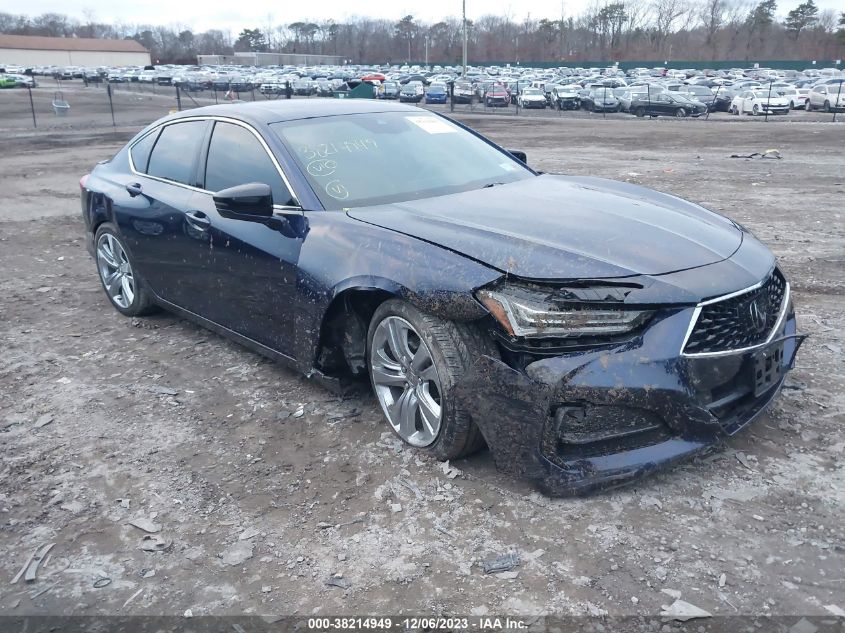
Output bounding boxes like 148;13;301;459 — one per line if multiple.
454;305;803;496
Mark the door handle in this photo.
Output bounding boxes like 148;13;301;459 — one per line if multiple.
126;182;143;197
185;210;211;229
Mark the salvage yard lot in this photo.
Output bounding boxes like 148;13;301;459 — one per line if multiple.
1;95;843;620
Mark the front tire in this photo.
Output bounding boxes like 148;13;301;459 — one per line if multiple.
675;107;687;118
94;223;156;317
367;299;493;460
823;100;831;113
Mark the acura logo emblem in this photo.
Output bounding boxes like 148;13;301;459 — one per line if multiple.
748;298;768;333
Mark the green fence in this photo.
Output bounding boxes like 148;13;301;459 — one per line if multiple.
414;60;842;71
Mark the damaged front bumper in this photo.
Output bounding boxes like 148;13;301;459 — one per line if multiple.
454;304;804;496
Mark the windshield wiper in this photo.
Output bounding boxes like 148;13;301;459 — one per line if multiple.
482;182;505;188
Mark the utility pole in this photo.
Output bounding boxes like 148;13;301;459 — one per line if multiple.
462;0;468;78
425;34;429;68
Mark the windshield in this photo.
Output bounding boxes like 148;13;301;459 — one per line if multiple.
271;111;533;210
523;88;542;95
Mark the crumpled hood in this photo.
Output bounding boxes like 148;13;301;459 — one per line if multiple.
347;174;743;281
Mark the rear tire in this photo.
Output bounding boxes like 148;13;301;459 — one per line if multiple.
635;107;645;117
823;100;831;113
367;299;494;461
94;223;157;317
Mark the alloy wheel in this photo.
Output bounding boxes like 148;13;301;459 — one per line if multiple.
96;233;135;309
370;316;443;447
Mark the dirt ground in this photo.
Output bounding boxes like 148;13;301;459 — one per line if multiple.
0;88;844;622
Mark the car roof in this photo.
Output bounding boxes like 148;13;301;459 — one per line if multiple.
164;99;419;127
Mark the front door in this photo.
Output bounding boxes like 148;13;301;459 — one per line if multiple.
182;120;305;358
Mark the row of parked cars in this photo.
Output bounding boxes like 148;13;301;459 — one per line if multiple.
7;61;844;113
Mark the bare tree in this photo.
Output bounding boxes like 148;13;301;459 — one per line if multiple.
699;0;727;58
652;0;689;54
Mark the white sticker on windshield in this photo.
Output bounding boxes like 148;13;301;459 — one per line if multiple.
406;116;456;134
500;162;517;171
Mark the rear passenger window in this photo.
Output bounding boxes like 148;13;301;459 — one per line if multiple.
147;121;207;186
205;122;295;206
130;129;159;173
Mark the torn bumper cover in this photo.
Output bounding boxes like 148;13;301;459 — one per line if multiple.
454;304;804;496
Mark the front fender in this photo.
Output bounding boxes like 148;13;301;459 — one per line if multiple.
293;212;501;371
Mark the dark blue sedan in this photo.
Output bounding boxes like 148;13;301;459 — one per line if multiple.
424;84;448;104
80;100;803;495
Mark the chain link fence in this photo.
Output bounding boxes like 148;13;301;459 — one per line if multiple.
2;77;842;132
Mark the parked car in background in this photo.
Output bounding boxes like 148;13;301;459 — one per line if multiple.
517;87;547;109
424;83;448;104
399;81;424;102
730;89;790;115
631;92;707;117
484;84;510;107
581;88;621;112
550;85;581;110
293;79;315;96
807;81;845;112
710;86;736;111
614;88;638;112
4;73;36;88
453;81;475;104
315;79;333;97
779;87;810;109
678;84;715;109
380;81;400;99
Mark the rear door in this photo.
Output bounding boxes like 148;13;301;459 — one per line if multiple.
115;119;211;308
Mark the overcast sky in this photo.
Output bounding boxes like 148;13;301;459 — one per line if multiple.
11;0;844;35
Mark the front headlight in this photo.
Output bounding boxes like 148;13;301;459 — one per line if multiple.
476;283;653;339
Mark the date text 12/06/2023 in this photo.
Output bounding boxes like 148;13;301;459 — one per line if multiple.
306;617;530;631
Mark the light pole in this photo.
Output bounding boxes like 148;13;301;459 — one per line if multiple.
462;0;468;78
425;34;429;68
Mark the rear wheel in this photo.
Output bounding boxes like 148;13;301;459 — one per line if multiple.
752;104;760;116
823;100;831;113
94;223;156;317
367;299;493;460
635;107;645;117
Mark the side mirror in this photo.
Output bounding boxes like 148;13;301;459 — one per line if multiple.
213;183;273;221
508;150;528;165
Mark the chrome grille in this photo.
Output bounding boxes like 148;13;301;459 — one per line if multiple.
684;269;787;355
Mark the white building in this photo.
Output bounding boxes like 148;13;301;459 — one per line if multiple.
0;34;151;68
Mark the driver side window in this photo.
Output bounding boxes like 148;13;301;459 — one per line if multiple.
204;122;295;207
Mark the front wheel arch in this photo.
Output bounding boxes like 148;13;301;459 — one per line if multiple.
313;283;489;377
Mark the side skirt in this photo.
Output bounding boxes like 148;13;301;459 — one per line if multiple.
152;296;344;394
